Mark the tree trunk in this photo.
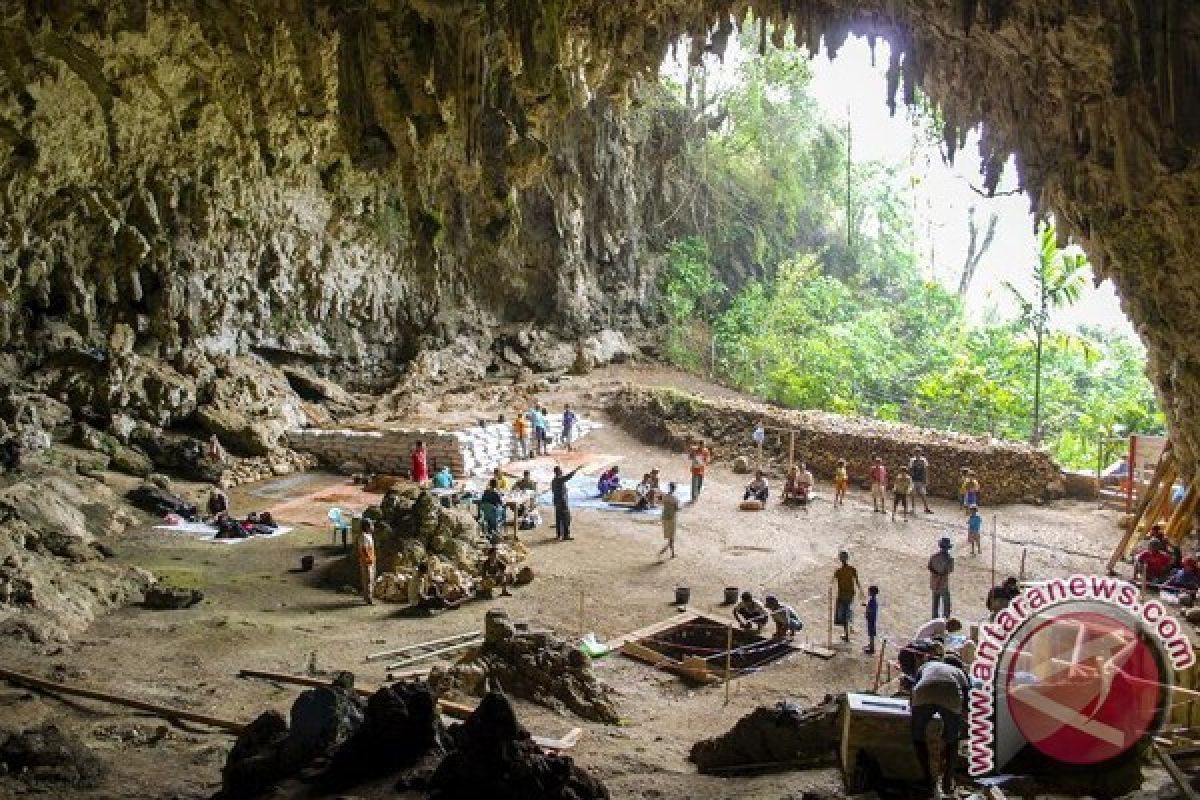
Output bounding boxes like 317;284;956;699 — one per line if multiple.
1032;330;1044;445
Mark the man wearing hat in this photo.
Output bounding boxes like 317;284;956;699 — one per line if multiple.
928;537;955;619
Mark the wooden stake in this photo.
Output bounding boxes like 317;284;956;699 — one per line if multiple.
724;624;733;706
1018;547;1027;583
788;431;795;471
827;586;834;648
872;639;887;693
578;589;585;638
990;514;998;589
0;666;245;733
1154;741;1200;800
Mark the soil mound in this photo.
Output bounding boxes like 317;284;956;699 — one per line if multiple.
689;697;840;773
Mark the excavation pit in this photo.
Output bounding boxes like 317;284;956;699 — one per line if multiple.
617;612;794;684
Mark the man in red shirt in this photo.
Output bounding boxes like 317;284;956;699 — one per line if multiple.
688;441;710;500
410;440;429;484
1137;539;1175;586
869;456;888;513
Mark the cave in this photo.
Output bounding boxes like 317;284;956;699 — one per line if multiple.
0;2;1198;796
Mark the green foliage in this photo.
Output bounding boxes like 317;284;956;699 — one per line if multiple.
659;237;722;368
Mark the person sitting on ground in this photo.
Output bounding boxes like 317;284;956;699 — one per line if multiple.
783;464;813;504
513;469;537;492
206;486;229;518
733;591;769;632
1166;557;1200;593
986;576;1020;613
597;465;620;496
1137;538;1175;586
764;595;803;640
913;616;963;643
782;465;799;501
743;470;770;503
633;471;662;511
479;546;513;597
492;467;511;490
214;511;246;539
432;465;454;490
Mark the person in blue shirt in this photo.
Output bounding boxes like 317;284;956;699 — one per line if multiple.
864;585;880;654
432;466;453;489
966;505;983;555
528;406;548;455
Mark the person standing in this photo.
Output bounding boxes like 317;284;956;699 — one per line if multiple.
551;464;581;541
529;406;548;456
512;412;529;459
863;585;880;654
410;440;429;484
869;456;888;513
966;505;983;555
928;537;955;618
963;470;981;508
658;481;681;559
832;550;865;643
689;441;710;500
357;519;377;606
206;486;229;519
892;466;913;521
909;451;933;513
910;656;971;797
538;406;551;455
752;421;765;467
561;404;578;452
833;458;849;508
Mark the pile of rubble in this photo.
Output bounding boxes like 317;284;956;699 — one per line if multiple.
326;487;529;602
429;610;619;724
689;698;839;773
219;677;608;800
610;386;1065;504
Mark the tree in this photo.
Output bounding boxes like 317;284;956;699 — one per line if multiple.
1002;224;1089;445
957;205;999;297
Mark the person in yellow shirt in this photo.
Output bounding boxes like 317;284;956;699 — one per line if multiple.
512;413;529;459
492;467;511;490
832;550;865;643
833;459;849;507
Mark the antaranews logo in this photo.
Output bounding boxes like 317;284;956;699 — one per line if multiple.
968;575;1194;776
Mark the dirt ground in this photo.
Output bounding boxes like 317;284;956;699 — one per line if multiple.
0;365;1159;800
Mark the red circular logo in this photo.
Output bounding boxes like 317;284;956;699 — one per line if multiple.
1004;610;1164;764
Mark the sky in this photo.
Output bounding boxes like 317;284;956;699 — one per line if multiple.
663;34;1136;336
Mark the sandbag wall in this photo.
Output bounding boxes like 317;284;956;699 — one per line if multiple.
287;417;597;478
609;387;1064;504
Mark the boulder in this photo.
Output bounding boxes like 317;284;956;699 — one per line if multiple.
196;407;278;456
0;724;107;788
142;585;204;609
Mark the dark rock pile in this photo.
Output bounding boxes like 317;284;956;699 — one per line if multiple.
688;697;840;773
611;386;1065;504
142;585;204;610
429;609;620;724
218;677;608;800
430;690;609;800
0;723;107;788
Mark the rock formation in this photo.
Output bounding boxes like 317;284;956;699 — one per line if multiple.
2;2;1200;480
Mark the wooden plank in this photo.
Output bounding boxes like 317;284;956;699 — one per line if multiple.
1;665;245;733
802;644;836;659
366;630;482;662
606;610;703;651
1154;741;1200;800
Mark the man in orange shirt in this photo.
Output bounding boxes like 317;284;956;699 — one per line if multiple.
512;412;529;459
358;519;377;605
689;441;710;500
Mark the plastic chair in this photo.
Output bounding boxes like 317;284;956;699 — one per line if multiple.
328;507;351;548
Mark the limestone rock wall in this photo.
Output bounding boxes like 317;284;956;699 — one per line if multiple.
3;0;1200;490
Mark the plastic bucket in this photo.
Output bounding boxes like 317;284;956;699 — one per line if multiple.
724;586;739;605
674;586;691;605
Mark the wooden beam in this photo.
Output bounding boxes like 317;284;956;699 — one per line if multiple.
0;665;246;733
1154;741;1200;800
365;630;482;662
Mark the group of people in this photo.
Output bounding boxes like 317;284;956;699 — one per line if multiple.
1134;522;1200;593
511;403;579;458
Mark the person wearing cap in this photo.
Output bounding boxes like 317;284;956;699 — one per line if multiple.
832;550;864;643
764;595;803;640
966;504;983;555
928;537;955;619
733;591;769;632
869;456;887;513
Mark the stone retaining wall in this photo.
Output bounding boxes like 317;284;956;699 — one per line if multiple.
609;387;1064;504
287;417;597;478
